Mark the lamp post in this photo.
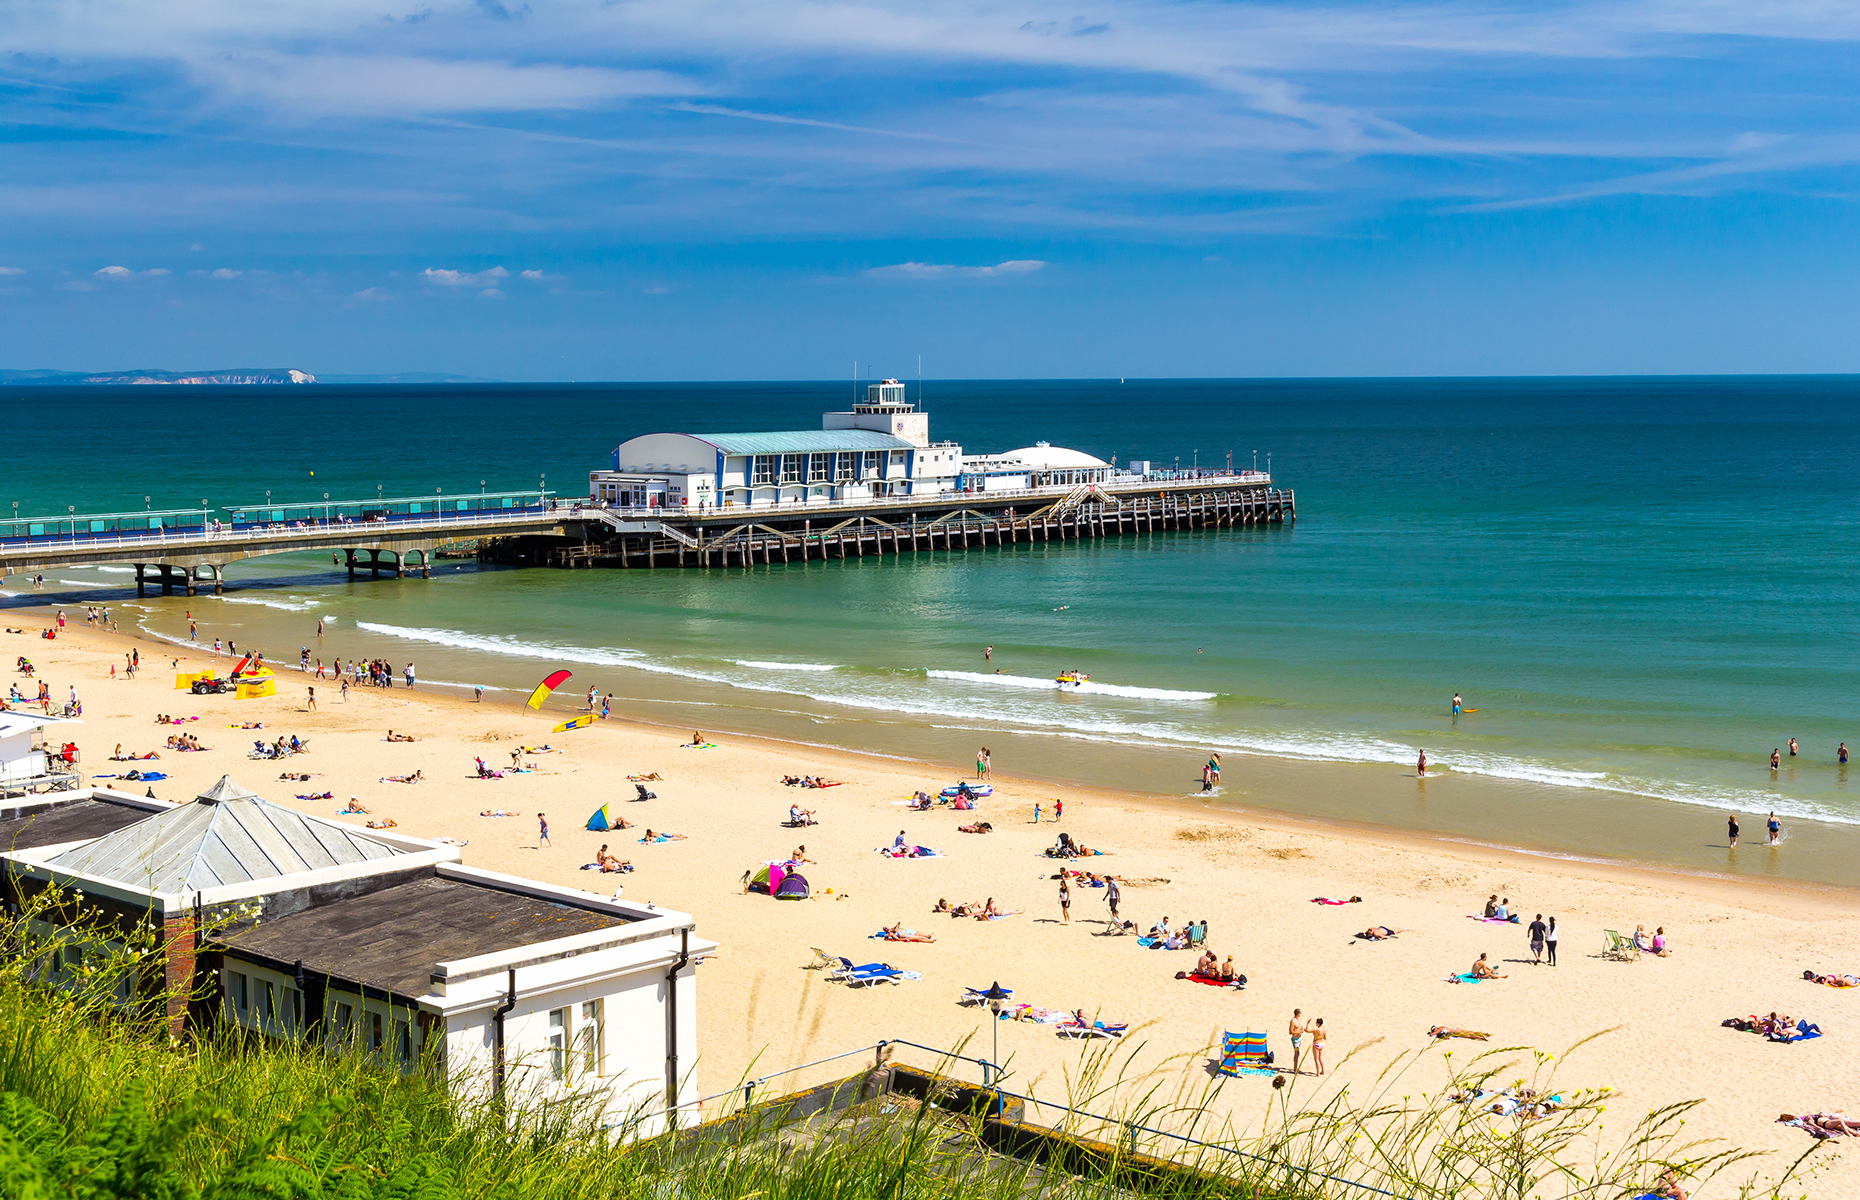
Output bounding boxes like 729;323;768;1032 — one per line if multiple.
68;505;74;547
202;500;209;541
480;480;486;516
324;492;330;526
982;980;1010;1097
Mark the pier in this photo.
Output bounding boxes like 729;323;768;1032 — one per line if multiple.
486;475;1293;570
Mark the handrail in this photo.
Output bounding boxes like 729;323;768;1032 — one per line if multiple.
663;1034;1402;1199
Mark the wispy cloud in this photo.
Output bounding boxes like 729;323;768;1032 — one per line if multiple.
866;259;1046;279
423;266;510;287
94;265;169;280
0;267;24;276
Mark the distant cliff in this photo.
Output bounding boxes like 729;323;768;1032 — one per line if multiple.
0;368;316;385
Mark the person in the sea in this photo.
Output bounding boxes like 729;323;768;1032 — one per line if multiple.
1417;748;1428;776
1728;812;1740;847
1842;742;1850;765
1768;812;1781;845
1452;692;1462;716
1770;749;1781;770
1789;737;1799;757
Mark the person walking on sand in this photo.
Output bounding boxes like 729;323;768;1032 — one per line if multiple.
1207;753;1220;782
1768;811;1782;845
1059;876;1071;923
404;662;416;689
1288;1009;1305;1074
340;678;349;702
1728;812;1739;848
1417;749;1428;776
306;686;316;712
978;747;991;778
1033;803;1042;824
538;813;552;847
1544;916;1558;966
1105;877;1121;924
1307;1017;1326;1076
1053;796;1063;821
1528;914;1547;963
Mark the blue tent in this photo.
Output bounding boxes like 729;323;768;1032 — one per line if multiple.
587;804;623;831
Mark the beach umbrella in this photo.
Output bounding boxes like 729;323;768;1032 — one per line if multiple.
586;804;621;831
525;669;572;710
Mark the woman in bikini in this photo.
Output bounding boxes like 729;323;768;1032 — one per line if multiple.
1307;1017;1327;1075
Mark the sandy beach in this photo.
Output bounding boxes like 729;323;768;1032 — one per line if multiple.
9;616;1857;1187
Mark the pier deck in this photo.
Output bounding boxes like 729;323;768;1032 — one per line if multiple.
486;475;1294;570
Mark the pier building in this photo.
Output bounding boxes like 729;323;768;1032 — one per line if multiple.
591;381;968;509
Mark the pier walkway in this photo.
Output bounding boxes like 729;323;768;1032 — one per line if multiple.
0;491;560;594
1;474;1293;593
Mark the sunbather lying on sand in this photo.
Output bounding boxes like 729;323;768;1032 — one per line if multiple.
977;897;1020;920
1428;1026;1490;1041
1778;1113;1860;1137
385;730;417;742
639;829;687;843
366;818;397;829
1804;970;1860;987
957;822;994;833
880;923;937;942
480;809;520;817
1469;953;1506;979
381;770;424;784
278;771;319;781
1357;926;1407;940
627;772;663;782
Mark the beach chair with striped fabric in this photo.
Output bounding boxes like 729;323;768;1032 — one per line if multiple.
1219;1031;1275;1077
1602;930;1640;961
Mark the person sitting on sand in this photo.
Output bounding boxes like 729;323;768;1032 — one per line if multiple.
1483;894;1499;918
1218;956;1239;982
790;845;813;863
790;804;815;826
978;897;1011;920
1164;929;1190;951
596;844;624;871
474;757;498;778
881;922;936;942
1492;897;1511;921
339;797;370;815
933;898;953;913
688;731;707;746
1149;917;1172;939
1195;950;1218;976
386;730;416;742
1469;952;1506;979
1358;926;1405;940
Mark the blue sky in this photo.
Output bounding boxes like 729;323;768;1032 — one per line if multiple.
4;0;1860;379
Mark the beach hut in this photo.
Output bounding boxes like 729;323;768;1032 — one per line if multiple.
586;803;625;831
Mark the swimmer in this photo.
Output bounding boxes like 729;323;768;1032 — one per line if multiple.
1768;811;1781;845
1452;692;1462;716
1417;749;1428;776
1789;737;1799;757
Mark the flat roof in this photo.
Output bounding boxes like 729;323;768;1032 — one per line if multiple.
216;874;631;999
0;795;160;853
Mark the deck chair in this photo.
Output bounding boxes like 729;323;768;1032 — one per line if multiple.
809;947;839;972
1056;1018;1128;1039
1602;930;1640;961
1187;922;1207;949
1219;1031;1275;1076
834;956;902;986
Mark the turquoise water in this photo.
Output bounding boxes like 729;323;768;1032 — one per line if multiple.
8;378;1860;857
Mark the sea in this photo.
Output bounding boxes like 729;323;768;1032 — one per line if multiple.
8;378;1859;885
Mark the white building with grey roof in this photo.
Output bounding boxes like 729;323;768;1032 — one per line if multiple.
590;380;963;510
2;778;713;1138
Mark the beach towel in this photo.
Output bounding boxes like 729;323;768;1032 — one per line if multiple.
1312;897;1360;905
295;792;334;800
680;742;718;749
1446;972;1486;984
626;773;662;781
1466;915;1520;924
94;771;167;781
580;862;634;873
1182;972;1239;988
1000;1004;1068;1024
1772;1022;1823;1043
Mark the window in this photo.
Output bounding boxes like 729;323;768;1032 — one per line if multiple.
890;451;907;473
579;1000;603;1075
230;971;249;1016
809;453;831;482
752;455;774;484
835;453;853;482
395;1019;413;1067
284;987;304;1035
780;454;801;484
547;1008;568;1081
860;451;879;479
261;980;275;1028
370;1012;384;1055
334;1002;354;1047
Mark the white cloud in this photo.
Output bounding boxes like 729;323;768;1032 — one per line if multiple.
423;266;509;287
351;287;392;301
0;267;24;276
95;265;170;280
520;269;544;279
198;55;700;118
210;267;242;279
866;259;1046;280
479;287;505;298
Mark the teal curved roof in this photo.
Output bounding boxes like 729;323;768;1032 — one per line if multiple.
689;430;913;456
